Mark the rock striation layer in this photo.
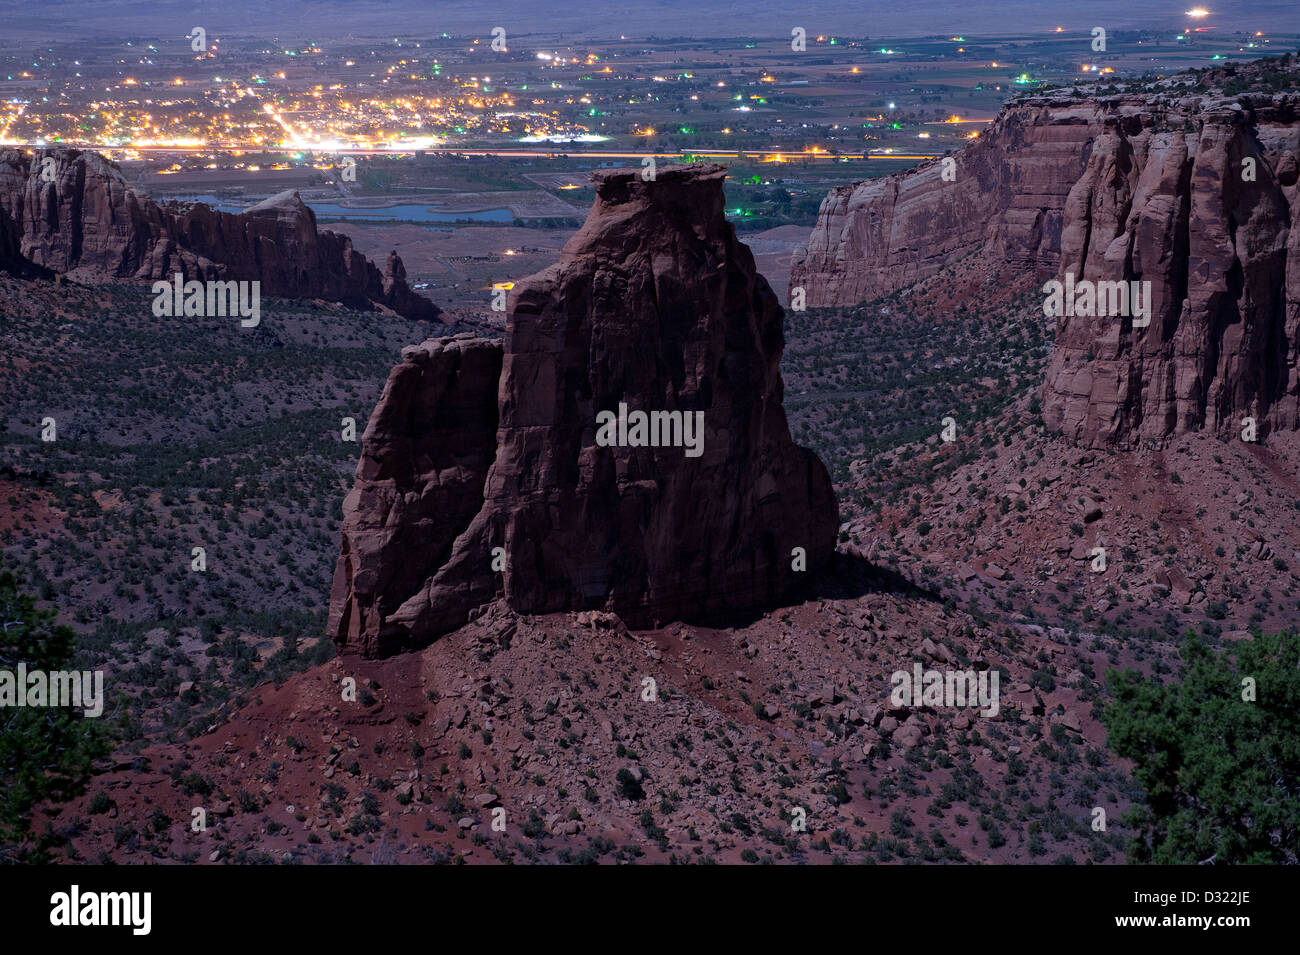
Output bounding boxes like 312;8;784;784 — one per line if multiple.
0;147;438;320
330;163;838;656
790;60;1300;447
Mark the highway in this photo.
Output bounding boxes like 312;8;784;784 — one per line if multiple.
4;143;938;162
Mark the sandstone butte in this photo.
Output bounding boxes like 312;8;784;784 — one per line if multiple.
789;59;1300;449
0;147;438;321
330;163;839;657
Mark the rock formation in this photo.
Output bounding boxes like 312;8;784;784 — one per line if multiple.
1042;94;1300;447
0;147;438;320
328;335;503;654
330;163;838;656
789;101;1102;307
789;58;1300;447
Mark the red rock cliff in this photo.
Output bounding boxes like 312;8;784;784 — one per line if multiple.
790;61;1300;448
1042;93;1300;446
0;147;438;320
789;99;1102;306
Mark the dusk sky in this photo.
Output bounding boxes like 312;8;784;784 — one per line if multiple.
4;0;1300;39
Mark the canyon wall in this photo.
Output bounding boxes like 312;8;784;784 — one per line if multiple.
0;148;438;320
790;69;1300;447
1042;95;1300;446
